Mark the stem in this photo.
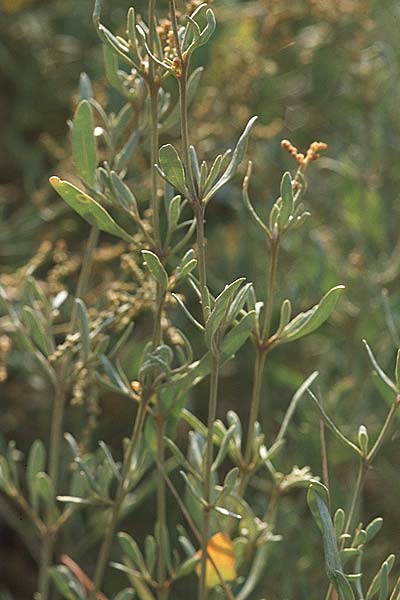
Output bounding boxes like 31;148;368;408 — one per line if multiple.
156;412;168;600
89;395;149;599
342;460;367;541
199;353;220;600
178;73;196;197
367;394;400;463
194;204;210;322
242;236;280;485
320;420;330;490
38;533;54;600
148;0;161;252
243;348;266;465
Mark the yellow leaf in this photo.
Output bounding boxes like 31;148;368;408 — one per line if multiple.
195;532;237;589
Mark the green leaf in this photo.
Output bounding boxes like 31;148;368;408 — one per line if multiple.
144;535;156;577
118;532;148;577
79;72;93;100
50;177;133;242
72;100;98;186
204;278;246;350
335;571;355;600
279;171;294;228
307;483;342;583
115;129;141;171
334;508;346;539
363;340;398;393
280;285;345;343
185;7;216;54
395;348;400;390
365;517;383;543
22;306;53;356
168;194;182;229
158;145;188;195
103;43;124;93
75;298;91;360
98;23;135;67
126;7;140;64
27;440;46;508
366;556;395;600
173;311;255;394
49;567;79;600
204;116;258;203
174;554;199;579
111;171;139;215
142;251;168;290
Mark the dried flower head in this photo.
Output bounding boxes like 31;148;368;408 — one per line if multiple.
281;139;328;171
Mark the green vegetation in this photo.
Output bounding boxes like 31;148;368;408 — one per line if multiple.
1;1;400;599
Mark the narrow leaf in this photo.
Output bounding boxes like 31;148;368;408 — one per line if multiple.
72;100;98;186
50;177;133;242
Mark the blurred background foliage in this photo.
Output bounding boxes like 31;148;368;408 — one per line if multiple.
1;0;400;598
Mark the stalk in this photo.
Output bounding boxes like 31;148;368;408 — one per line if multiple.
199;353;221;600
147;3;170;595
242;236;280;485
243;348;266;466
194;203;210;322
148;0;161;253
156;413;168;600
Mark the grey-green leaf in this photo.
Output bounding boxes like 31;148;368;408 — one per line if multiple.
50;177;133;242
142;251;168;290
158;145;188;195
280;285;345;343
307;483;342;583
279;171;294;228
72;100;98;186
204;116;258;203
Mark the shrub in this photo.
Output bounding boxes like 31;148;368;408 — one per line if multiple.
1;1;400;599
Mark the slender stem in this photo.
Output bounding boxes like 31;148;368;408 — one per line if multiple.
38;533;54;600
178;74;196;197
194;204;210;322
89;395;149;599
343;460;367;541
150;84;161;251
240;236;280;493
199;353;220;600
367;394;400;463
148;4;170;595
320;420;330;490
156;412;168;600
148;0;161;252
152;290;166;348
243;348;266;465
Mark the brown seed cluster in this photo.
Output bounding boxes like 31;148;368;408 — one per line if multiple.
157;19;177;61
281;139;328;170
